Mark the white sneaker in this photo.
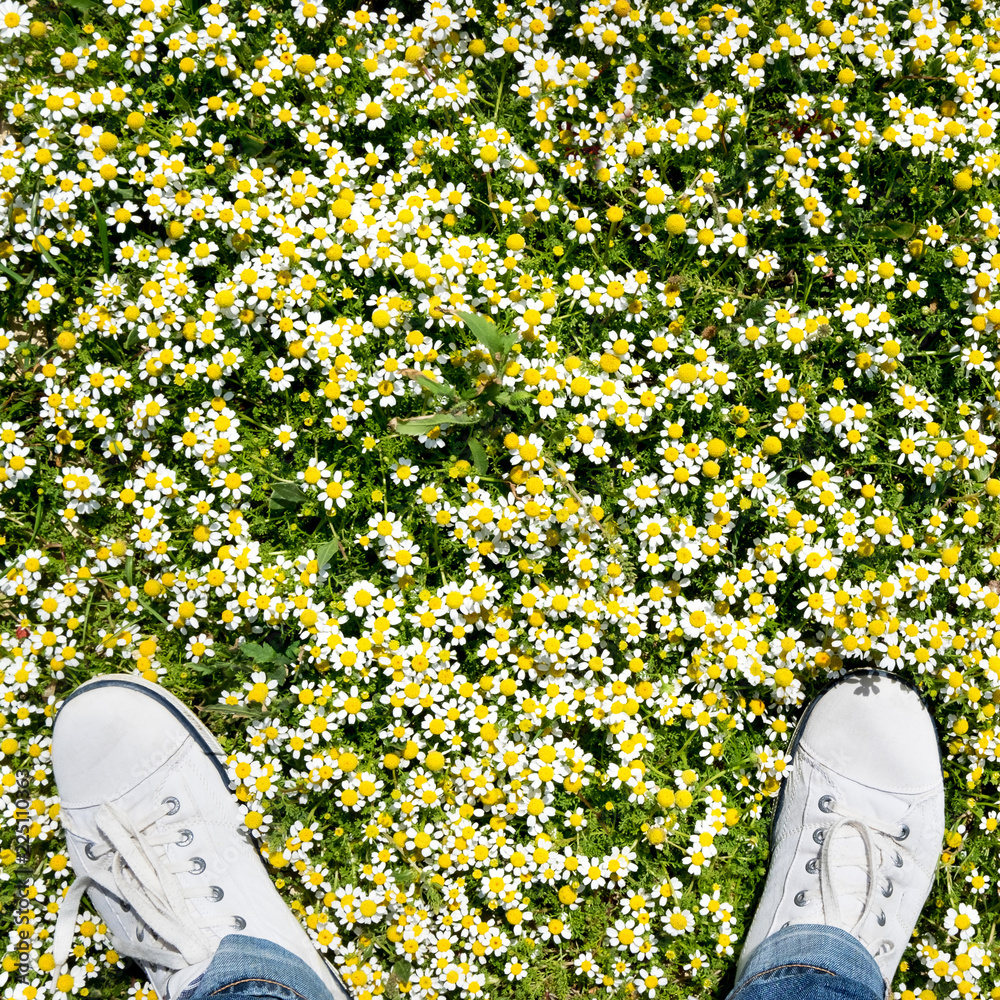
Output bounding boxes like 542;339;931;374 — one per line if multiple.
736;669;945;986
50;674;349;1000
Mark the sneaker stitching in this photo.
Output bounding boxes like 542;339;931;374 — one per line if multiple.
796;748;942;797
208;979;310;999
799;766;943;796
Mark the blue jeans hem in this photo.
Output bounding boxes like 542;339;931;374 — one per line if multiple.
176;935;341;1000
726;925;887;1000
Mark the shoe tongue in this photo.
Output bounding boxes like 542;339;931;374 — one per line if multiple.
825;824;874;929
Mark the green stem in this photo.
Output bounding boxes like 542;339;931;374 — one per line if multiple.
27;494;44;546
708;254;729;284
742;94;755;153
78;588;98;654
493;64;506;120
801;272;815;304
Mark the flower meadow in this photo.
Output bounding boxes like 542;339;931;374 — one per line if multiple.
6;0;1000;997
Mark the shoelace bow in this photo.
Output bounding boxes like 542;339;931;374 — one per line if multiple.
810;801;911;958
52;799;235;975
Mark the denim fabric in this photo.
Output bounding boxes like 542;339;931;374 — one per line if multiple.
177;935;342;1000
726;925;887;1000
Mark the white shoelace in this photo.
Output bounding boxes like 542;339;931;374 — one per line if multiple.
812;801;908;956
53;799;236;975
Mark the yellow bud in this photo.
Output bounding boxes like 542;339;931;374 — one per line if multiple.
941;545;961;566
664;213;686;236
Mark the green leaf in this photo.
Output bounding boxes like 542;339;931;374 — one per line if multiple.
187;660;220;675
202;703;265;720
235;43;257;69
468;437;489;476
864;220;917;241
240;133;268;156
395;412;480;436
886;220;917;239
456;310;517;356
238;640;278;664
58;10;78;36
0;262;28;285
202;657;241;672
315;538;340;577
408;371;458;398
269;482;311;510
95;210;111;278
972;464;993;483
136;596;170;627
124;328;140;350
36;243;66;278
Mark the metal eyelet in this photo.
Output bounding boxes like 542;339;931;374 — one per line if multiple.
233;915;247;930
805;857;820;874
893;852;904;868
120;899;131;912
818;795;835;813
794;890;808;906
882;879;893;898
876;911;886;926
895;824;909;841
813;828;825;845
136;927;145;941
780;921;790;929
210;885;224;902
162;796;181;816
85;842;100;860
176;829;194;847
189;857;206;875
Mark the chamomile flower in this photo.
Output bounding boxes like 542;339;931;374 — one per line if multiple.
0;1;31;41
355;93;388;130
944;903;980;941
748;249;780;279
